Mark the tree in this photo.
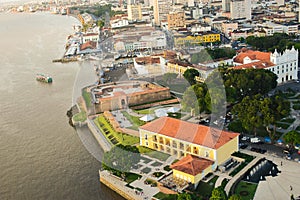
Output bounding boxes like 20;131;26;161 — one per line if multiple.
162;73;178;85
97;20;104;28
232;95;263;136
181;83;210;116
261;95;290;142
228;194;242;200
177;193;192;200
210;187;227;200
183;68;199;85
283;130;300;148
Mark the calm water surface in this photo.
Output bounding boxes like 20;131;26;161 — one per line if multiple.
0;12;124;200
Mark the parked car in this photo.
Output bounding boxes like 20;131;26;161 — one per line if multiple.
239;143;248;149
241;136;250;141
250;137;261;143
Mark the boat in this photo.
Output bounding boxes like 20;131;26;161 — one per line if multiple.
36;74;53;83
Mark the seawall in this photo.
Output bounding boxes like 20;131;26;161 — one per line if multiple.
87;118;112;152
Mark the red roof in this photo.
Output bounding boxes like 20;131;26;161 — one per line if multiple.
232;60;275;69
140;117;239;149
234;49;271;64
80;41;97;51
171;154;214;176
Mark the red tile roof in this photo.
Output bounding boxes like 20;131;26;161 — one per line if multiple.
80;41;97;50
171;154;214;176
140;117;239;149
234;49;271;64
232;60;275;69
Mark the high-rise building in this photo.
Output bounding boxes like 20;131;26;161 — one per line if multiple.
153;0;160;25
167;12;185;30
127;0;136;5
230;0;251;20
127;4;142;21
222;0;230;12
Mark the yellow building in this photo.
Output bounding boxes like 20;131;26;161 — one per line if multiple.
174;33;220;47
139;117;239;186
166;59;214;82
127;4;142;21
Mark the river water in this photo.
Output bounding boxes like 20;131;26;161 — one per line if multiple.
0;12;124;200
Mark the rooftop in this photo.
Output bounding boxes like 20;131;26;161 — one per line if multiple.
171;154;214;176
234;49;271;64
140;117;239;149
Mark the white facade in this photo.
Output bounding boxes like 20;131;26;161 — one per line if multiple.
110;19;129;28
230;0;251;20
81;33;99;44
269;48;298;84
199;58;234;68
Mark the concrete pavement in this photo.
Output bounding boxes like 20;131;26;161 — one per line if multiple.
240;149;300;200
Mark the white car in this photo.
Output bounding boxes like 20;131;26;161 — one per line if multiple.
241;136;250;141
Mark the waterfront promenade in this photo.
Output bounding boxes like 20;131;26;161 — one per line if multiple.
87;118;112;152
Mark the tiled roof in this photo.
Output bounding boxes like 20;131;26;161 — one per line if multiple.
232;60;275;69
234;49;271;64
80;41;97;50
171;154;214;176
140;117;239;149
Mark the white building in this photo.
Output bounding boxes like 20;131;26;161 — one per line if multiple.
230;0;251;20
113;27;167;52
110;19;129;28
81;32;99;44
232;47;298;84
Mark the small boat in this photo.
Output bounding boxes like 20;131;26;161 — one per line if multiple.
36;74;53;83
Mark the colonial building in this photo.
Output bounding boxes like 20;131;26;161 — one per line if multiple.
88;81;171;113
174;32;221;47
139;117;239;186
232;47;298;84
166;59;214;82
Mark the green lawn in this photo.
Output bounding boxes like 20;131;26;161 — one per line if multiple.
293;104;300;110
163;165;172;171
72;111;87;122
234;181;258;200
152;172;164;178
125;173;141;184
82;88;92;108
141;167;152;174
94;115;140;146
137;146;170;161
133;108;155;115
121;111;146;131
194;176;219;199
153;192;177;200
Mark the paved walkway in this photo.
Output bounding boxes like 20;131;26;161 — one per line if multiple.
214;172;232;188
241;149;300;200
224;156;262;195
87;118;112;152
279;96;300;140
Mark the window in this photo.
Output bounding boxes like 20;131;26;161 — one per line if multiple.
145;134;148;140
145;142;148;146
